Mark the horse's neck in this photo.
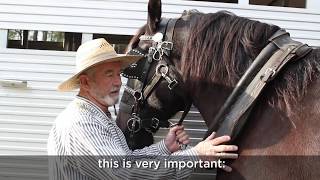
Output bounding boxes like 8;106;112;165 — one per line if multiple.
191;83;233;127
192;77;320;155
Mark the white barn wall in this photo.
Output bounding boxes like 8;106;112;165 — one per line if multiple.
307;0;320;10
0;0;319;45
0;0;319;179
0;49;75;155
0;0;319;158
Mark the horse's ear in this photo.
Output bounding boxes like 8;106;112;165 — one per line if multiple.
147;0;162;34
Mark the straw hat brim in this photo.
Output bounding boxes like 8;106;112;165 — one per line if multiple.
57;54;142;92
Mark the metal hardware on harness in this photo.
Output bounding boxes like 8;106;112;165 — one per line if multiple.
158;41;174;51
156;64;178;90
133;91;142;101
151;47;163;61
124;86;143;101
139;35;153;41
151;41;174;61
131;49;148;57
129;63;137;68
167;78;178;90
139;32;164;43
151;117;160;129
156;64;169;75
153;33;164;42
127;113;142;133
260;68;276;82
122;18;190;140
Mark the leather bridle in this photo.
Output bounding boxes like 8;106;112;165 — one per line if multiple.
120;18;192;137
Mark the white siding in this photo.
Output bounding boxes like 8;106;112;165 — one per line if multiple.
0;0;319;45
307;0;320;10
0;49;75;155
0;48;127;154
0;0;319;179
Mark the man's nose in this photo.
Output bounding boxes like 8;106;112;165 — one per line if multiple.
114;75;122;86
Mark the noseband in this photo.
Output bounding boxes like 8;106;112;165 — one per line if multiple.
121;18;192;137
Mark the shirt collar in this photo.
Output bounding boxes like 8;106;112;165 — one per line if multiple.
75;95;113;120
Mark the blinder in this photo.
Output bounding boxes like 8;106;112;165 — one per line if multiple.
121;48;148;81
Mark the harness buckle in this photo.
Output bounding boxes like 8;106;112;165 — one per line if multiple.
151;117;160;129
161;41;173;51
260;68;276;83
156;64;178;90
168;79;178;90
125;86;143;101
127;113;142;133
133;91;143;101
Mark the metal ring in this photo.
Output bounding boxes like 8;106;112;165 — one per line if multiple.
156;64;169;76
133;91;142;101
127;115;141;133
153;49;164;61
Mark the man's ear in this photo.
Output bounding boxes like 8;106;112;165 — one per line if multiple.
147;0;162;34
79;75;91;91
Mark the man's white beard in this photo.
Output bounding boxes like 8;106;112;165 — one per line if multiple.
103;94;119;106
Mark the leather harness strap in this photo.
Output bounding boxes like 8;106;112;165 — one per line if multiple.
140;17;192;127
140;18;170;90
142;18;178;100
205;29;313;140
124;17;191;136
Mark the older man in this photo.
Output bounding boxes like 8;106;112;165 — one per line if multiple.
47;38;238;180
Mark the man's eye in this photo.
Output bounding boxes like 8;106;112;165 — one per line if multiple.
106;73;113;77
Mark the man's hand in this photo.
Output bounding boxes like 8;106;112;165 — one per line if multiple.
164;125;190;153
193;132;238;172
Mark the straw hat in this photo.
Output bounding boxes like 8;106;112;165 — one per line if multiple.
57;38;142;91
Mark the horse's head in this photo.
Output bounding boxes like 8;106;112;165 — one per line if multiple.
117;0;281;150
116;0;195;149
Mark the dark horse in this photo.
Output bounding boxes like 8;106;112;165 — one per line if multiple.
116;0;320;179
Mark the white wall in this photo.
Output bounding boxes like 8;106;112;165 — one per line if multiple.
306;0;320;10
0;0;319;155
0;0;319;45
0;0;319;179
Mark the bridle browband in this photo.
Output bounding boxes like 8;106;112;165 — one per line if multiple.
121;18;192;139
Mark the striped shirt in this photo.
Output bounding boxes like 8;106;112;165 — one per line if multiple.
47;96;198;180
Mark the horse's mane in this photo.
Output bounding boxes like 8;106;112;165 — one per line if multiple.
181;11;280;85
180;11;320;115
127;10;320;116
